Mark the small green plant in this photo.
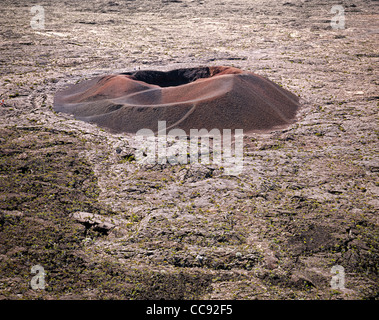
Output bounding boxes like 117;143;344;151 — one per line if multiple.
9;92;20;98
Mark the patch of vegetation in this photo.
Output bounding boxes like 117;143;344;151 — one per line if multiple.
0;127;215;299
85;262;213;299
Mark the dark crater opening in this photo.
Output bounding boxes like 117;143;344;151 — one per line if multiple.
121;67;211;87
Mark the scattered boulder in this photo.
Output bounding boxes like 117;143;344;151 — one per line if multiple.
70;211;116;235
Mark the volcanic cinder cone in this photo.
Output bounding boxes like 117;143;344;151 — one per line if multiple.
54;66;301;134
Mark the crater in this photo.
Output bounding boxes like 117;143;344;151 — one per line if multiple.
54;66;301;134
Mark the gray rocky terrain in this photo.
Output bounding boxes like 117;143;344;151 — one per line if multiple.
0;0;378;299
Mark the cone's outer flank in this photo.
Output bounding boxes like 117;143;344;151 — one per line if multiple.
54;66;301;134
